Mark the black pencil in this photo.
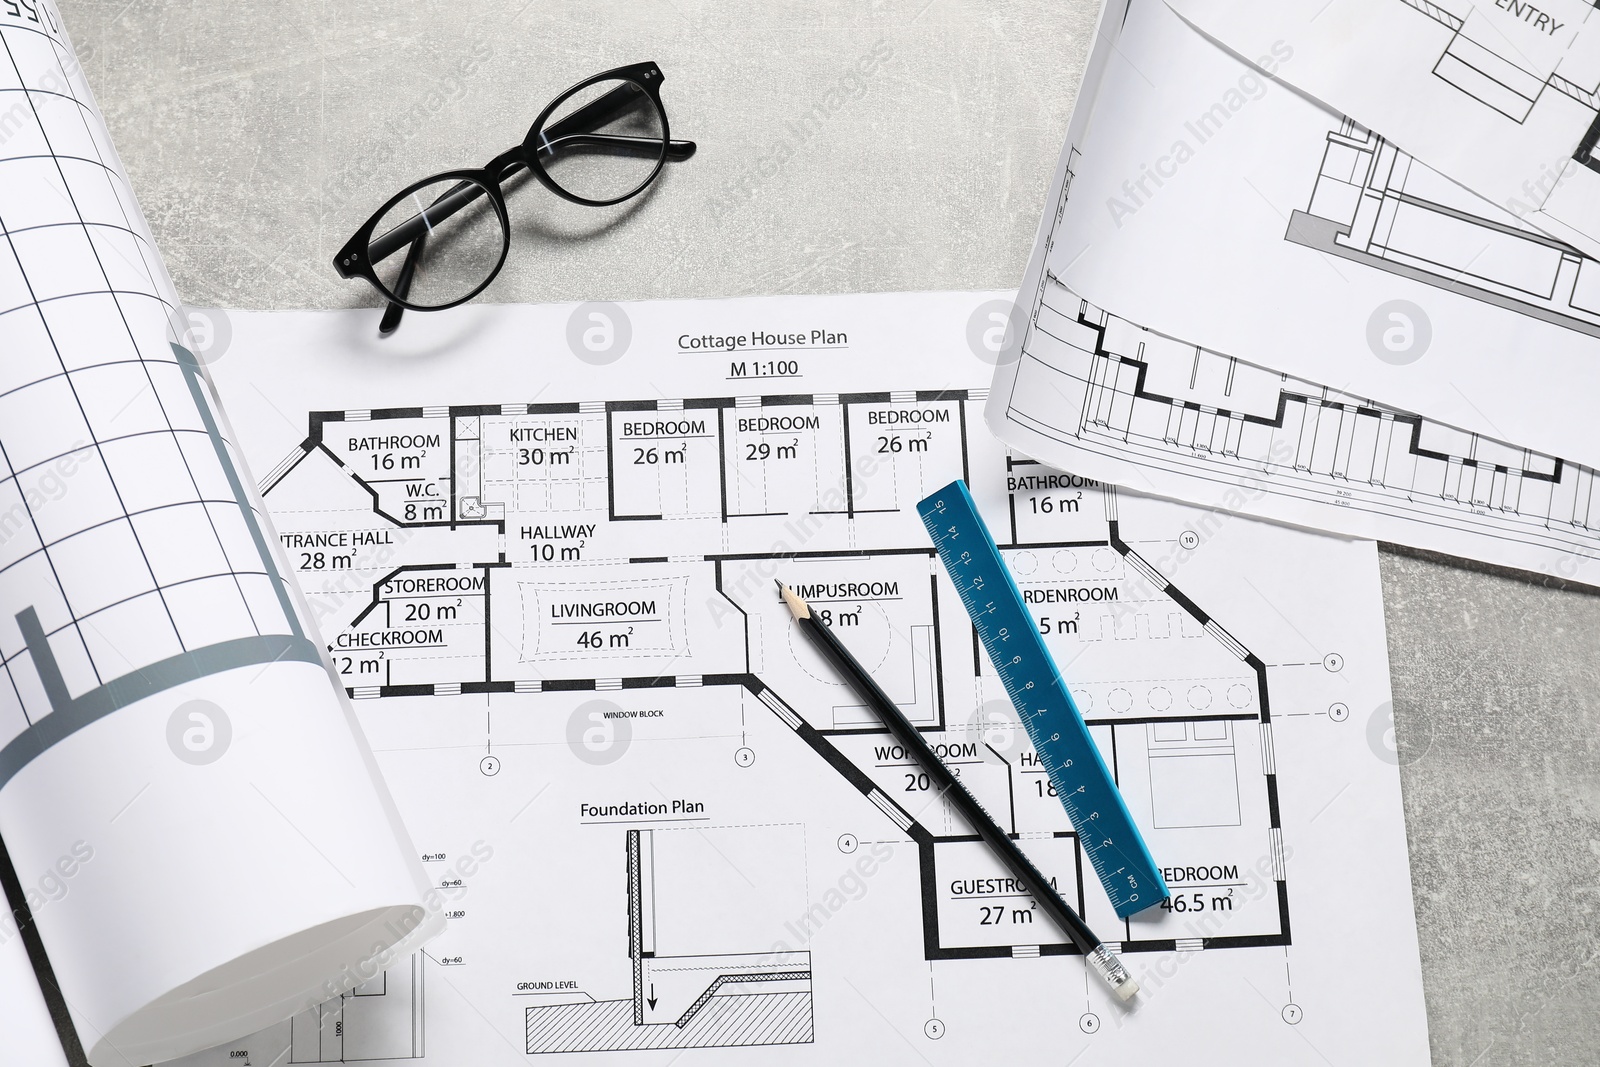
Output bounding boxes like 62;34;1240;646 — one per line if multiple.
777;581;1139;1002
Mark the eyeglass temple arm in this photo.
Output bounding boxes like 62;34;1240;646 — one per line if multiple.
379;231;426;335
539;80;646;144
536;132;696;162
535;80;695;160
368;181;484;265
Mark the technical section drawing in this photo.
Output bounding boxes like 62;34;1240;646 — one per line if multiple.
1165;0;1600;200
162;956;427;1066
523;829;813;1055
1398;0;1600;185
1574;102;1600;175
1034;0;1600;472
998;280;1600;583
289;956;426;1063
1401;0;1600;124
1288;118;1600;336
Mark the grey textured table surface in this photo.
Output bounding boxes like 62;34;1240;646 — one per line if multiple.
58;1;1600;1063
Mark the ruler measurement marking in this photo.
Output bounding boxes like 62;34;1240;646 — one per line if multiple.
920;481;1168;917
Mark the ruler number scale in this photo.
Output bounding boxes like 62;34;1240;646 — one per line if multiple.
918;480;1168;917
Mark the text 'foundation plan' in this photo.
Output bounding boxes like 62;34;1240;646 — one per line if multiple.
170;292;1428;1065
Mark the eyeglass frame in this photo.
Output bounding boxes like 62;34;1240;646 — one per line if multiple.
333;60;695;324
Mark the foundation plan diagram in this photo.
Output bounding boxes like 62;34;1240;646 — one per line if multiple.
171;292;1428;1065
1289;117;1600;338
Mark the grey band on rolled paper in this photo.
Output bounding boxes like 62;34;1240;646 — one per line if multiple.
0;4;441;1063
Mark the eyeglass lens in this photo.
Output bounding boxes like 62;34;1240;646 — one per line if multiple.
367;177;508;309
536;78;666;202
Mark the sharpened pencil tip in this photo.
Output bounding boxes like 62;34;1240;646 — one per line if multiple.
776;582;809;620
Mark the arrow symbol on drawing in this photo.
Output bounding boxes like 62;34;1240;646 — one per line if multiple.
647;983;657;1010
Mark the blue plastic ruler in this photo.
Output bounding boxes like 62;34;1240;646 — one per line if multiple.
918;479;1168;918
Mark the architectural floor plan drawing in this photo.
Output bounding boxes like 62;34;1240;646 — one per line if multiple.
986;0;1600;586
995;277;1600;586
166;292;1427;1065
264;394;1290;958
1166;0;1600;258
1290;119;1600;338
1030;0;1600;472
1397;0;1598;125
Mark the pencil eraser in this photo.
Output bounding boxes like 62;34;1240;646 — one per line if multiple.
1114;978;1140;1002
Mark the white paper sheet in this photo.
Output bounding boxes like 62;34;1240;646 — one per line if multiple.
0;908;71;1067
1166;0;1600;259
0;3;439;1062
1035;0;1600;472
162;291;1427;1065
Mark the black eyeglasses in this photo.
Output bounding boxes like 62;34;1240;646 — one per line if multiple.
334;60;695;335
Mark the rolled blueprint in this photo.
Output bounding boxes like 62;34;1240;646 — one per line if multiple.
0;4;441;1064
